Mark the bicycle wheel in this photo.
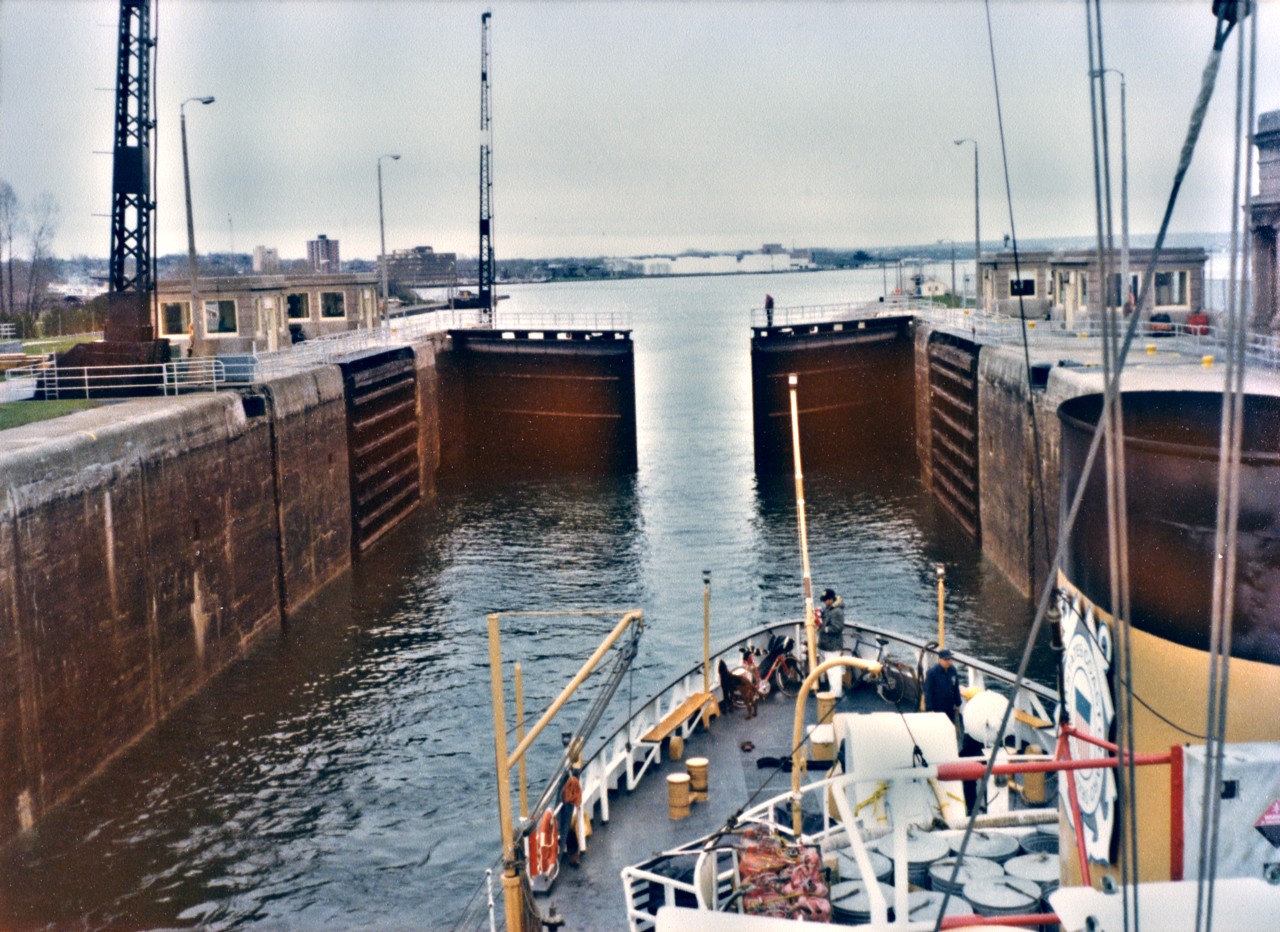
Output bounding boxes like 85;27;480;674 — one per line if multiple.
878;665;906;705
776;657;804;698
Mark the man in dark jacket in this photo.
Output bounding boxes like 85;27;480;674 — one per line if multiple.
924;648;961;719
817;588;846;699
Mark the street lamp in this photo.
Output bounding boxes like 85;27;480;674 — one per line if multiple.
377;153;401;327
181;95;215;353
1093;67;1129;312
954;138;980;310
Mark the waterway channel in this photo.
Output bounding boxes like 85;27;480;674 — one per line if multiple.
0;267;1051;929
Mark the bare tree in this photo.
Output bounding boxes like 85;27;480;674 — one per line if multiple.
24;192;59;317
0;181;17;317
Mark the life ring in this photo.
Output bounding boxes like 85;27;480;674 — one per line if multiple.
527;810;560;890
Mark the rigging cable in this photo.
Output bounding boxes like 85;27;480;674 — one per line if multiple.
934;3;1241;927
1085;1;1140;923
1197;4;1256;929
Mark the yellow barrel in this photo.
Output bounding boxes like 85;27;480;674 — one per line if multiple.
667;773;691;819
668;735;685;761
687;757;709;793
817;690;836;724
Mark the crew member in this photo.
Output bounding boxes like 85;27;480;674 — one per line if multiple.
924;648;962;720
817;588;846;699
559;766;583;867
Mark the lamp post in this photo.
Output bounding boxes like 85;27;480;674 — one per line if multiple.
377;153;401;327
954;138;980;310
1093;67;1129;312
181;96;215;353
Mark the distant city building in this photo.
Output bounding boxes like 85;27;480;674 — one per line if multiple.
252;246;280;274
307;234;341;274
612;247;814;277
386;245;457;287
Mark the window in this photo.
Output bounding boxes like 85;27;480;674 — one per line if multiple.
204;299;238;335
320;291;346;318
1110;273;1140;309
1009;274;1036;297
286;293;310;319
1155;270;1189;307
161;301;190;336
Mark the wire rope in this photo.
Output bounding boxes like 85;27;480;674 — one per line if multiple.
1197;6;1255;929
934;3;1241;927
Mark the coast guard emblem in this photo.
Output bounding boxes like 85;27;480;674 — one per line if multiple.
1060;591;1115;865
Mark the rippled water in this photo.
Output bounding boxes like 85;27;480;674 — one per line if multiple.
0;269;1046;929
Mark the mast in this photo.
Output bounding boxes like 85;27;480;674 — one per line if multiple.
479;10;495;326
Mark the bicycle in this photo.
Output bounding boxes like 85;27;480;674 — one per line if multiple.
734;634;807;699
757;634;806;697
845;628;919;706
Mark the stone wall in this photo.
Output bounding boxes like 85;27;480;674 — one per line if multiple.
0;365;370;845
0;395;282;843
408;331;448;500
972;345;1054;594
257;367;353;613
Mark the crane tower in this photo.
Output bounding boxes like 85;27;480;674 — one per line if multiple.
106;0;157;342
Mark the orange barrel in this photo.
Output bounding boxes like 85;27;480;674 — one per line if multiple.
817;691;837;724
686;757;709;793
667;773;691;819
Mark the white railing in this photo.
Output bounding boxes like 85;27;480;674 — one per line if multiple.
752;295;944;329
254;309;485;380
492;309;632;332
759;298;1280;370
3;357;226;400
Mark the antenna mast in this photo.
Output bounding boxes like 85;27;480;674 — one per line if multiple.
478;11;495;325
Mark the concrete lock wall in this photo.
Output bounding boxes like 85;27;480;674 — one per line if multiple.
0;368;365;845
976;347;1058;598
0;331;635;845
258;367;354;613
0;395;283;843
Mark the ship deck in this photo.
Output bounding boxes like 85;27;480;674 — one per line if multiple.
544;677;894;930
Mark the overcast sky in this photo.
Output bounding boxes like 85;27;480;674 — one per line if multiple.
2;0;1277;262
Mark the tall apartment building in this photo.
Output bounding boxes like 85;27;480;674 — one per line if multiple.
307;234;341;274
253;245;280;274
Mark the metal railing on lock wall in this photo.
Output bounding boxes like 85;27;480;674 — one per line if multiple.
757;297;1280;371
2;357;227;401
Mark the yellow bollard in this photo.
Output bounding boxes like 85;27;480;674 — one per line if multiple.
1203;355;1215;367
1146;344;1157;355
817;691;837;725
686;757;709;802
667;773;691;819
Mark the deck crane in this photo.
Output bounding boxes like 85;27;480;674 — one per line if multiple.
478;11;495;326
